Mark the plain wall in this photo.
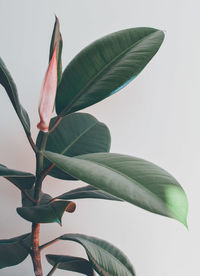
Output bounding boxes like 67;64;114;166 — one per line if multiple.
0;0;199;275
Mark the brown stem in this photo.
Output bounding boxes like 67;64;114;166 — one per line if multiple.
27;134;37;153
31;223;43;276
40;237;60;251
31;132;48;276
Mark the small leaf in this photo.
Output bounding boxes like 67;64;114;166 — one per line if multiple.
44;151;188;226
0;233;31;269
21;189;52;207
17;200;75;224
0;164;35;190
0;57;30;134
37;112;111;180
56;185;121;201
46;254;94;276
49;16;63;85
55;27;164;116
60;233;135;276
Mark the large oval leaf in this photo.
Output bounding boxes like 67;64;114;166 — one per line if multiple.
46;254;94;276
56;185;121;201
56;27;164;116
37;113;111;180
60;233;135;276
17;200;75;225
44;151;188;226
0;164;35;190
0;233;31;269
0;57;30;134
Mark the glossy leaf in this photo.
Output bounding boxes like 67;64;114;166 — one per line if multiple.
0;57;30;134
46;254;94;276
56;27;164;116
0;233;31;269
0;164;35;190
17;200;74;225
56;185;121;201
44;151;188;226
21;189;52;207
37;112;111;180
60;233;135;276
49;16;63;85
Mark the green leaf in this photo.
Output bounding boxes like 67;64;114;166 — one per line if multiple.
17;200;74;225
56;185;121;201
46;254;94;276
0;164;35;190
21;189;52;207
0;57;30;134
37;112;111;180
60;233;135;276
44;151;188;226
56;27;164;116
49;16;63;85
0;233;31;269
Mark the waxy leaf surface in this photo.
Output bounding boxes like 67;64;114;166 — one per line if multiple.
56;185;121;201
60;233;135;276
0;57;30;134
56;27;164;116
37;113;111;180
46;254;94;276
17;200;73;225
44;152;188;226
0;233;31;269
0;164;35;190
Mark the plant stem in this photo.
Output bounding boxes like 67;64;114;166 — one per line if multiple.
31;223;43;276
27;134;37;153
40;237;60;251
47;264;59;276
31;132;48;276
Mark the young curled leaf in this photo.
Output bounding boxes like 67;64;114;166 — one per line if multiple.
37;47;57;132
17;200;75;225
49;16;63;85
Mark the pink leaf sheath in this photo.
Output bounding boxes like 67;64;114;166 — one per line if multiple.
37;47;57;132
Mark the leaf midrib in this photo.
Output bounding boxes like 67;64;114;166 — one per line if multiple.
74;156;168;211
60;30;158;115
60;121;98;156
67;237;134;276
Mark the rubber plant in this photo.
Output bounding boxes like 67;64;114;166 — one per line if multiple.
0;17;188;276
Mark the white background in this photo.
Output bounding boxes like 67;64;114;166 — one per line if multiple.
0;0;199;275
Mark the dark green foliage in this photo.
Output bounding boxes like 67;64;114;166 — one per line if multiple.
44;151;188;226
37;113;111;180
0;233;31;269
0;58;30;134
60;233;135;276
56;28;164;116
0;164;35;190
56;185;122;201
46;254;94;275
17;200;74;225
